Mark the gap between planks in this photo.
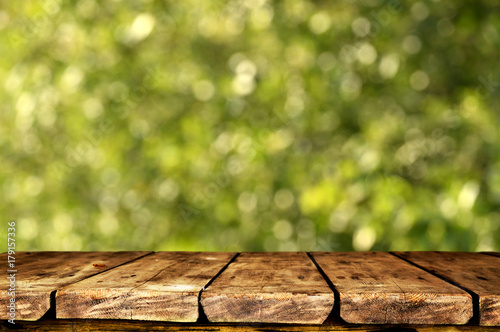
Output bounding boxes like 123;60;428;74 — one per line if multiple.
310;252;473;325
197;252;241;322
0;251;152;321
393;252;500;326
306;252;341;322
200;252;335;324
5;251;497;326
56;252;237;321
390;251;481;325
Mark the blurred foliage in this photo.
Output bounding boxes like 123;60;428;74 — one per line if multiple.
1;0;499;252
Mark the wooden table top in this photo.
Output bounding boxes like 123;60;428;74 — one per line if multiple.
1;251;499;331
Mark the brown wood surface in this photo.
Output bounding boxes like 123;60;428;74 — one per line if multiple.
483;252;500;258
394;251;500;326
3;319;499;332
56;251;235;322
0;251;149;321
200;252;335;324
311;252;473;325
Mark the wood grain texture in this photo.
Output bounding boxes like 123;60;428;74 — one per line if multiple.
395;251;500;326
482;252;500;258
311;252;473;325
0;251;149;321
200;252;335;324
56;251;235;322
4;319;498;332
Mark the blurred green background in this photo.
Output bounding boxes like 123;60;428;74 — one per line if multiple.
1;0;499;252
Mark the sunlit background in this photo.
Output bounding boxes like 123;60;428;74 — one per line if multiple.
1;0;499;252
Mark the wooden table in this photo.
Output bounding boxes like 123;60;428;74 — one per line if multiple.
1;251;499;331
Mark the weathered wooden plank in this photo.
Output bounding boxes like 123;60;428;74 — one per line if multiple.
4;319;498;332
200;252;335;324
311;252;473;325
0;251;150;321
56;251;236;322
395;251;500;326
